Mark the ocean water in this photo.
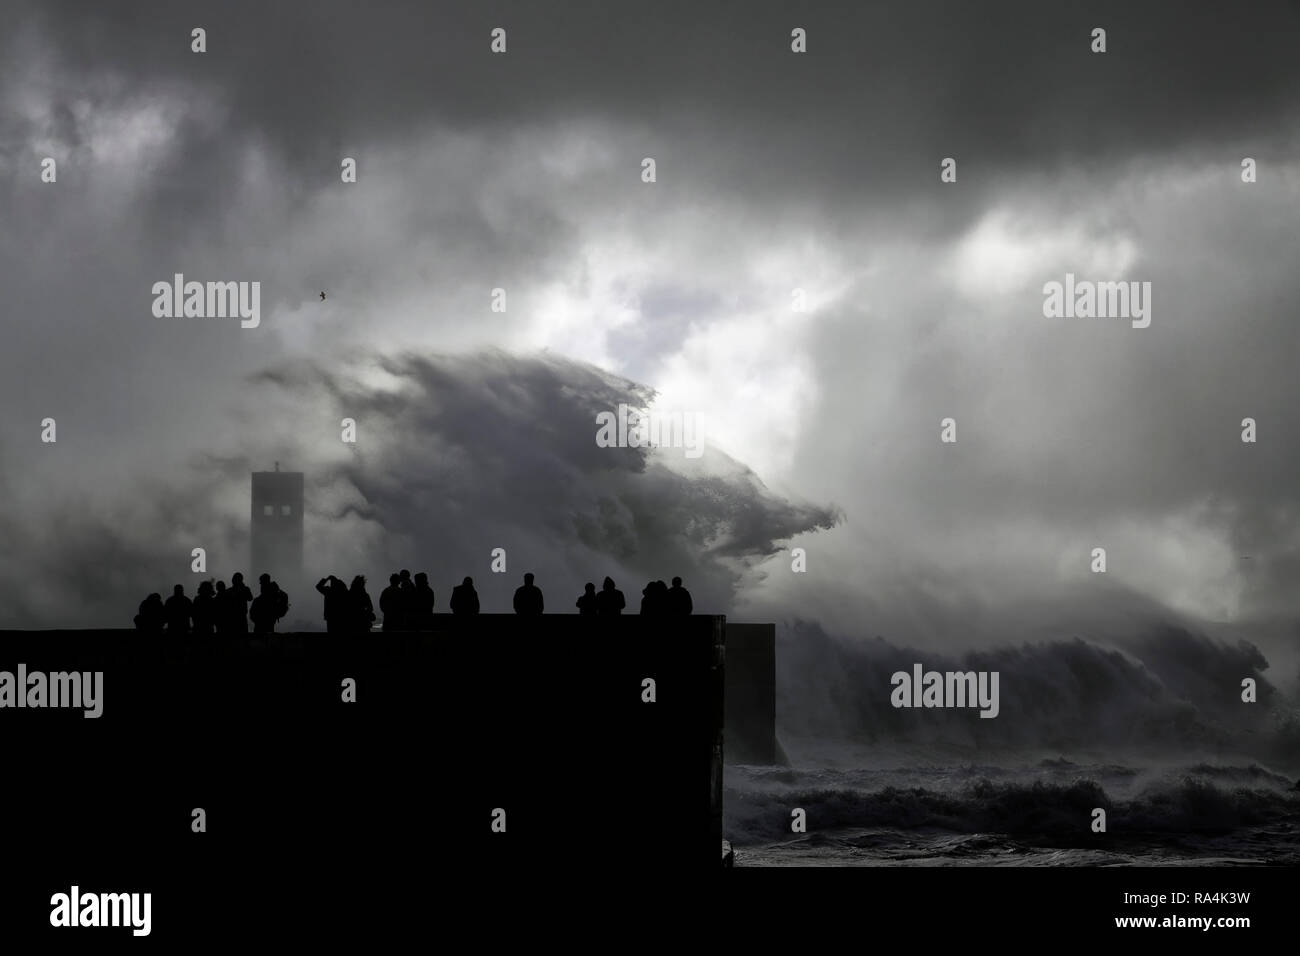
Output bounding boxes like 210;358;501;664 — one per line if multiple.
750;619;1300;866
724;758;1300;866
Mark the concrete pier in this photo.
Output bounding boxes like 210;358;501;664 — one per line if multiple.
723;623;778;765
1;615;744;874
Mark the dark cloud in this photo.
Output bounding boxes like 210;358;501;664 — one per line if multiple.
10;0;1300;220
1;0;1298;738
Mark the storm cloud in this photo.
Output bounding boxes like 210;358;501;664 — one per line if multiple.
2;0;1299;709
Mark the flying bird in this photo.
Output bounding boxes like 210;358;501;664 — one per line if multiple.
319;291;326;300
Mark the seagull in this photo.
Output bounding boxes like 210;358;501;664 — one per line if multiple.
319;291;326;300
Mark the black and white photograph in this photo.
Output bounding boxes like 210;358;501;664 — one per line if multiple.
1;0;1297;942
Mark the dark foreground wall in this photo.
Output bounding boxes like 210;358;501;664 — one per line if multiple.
724;623;778;765
0;615;724;933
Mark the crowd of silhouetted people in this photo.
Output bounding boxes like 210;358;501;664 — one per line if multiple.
134;570;693;633
133;572;289;634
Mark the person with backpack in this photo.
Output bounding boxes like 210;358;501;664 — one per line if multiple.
251;577;289;633
273;582;290;627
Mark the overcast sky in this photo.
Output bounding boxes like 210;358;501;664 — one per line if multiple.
2;0;1299;670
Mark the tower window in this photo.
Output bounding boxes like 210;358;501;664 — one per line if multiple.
281;505;292;515
263;505;274;516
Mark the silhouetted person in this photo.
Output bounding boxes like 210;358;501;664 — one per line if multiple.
164;584;192;633
134;593;165;632
271;582;289;627
398;568;415;626
213;581;239;633
380;573;403;630
411;572;435;629
251;578;286;633
316;575;349;632
249;587;273;634
348;575;375;632
258;572;276;624
575;582;598;616
667;576;693;615
259;575;288;629
513;572;544;616
596;576;625;616
191;580;217;635
213;580;229;630
450;576;480;615
656;579;669;611
229;573;253;632
640;579;669;616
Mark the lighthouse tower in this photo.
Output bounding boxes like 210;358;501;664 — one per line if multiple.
250;463;304;583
